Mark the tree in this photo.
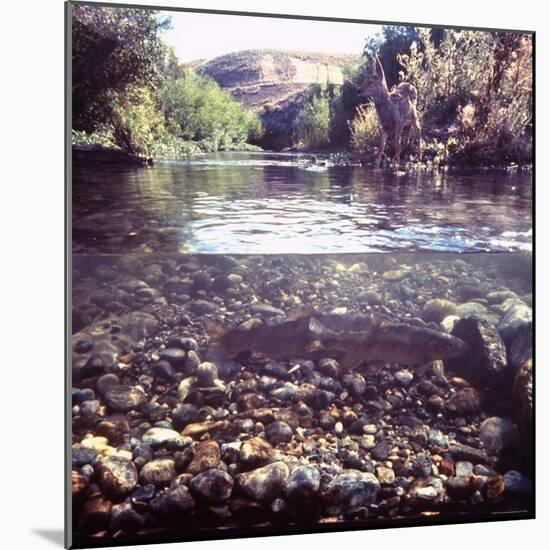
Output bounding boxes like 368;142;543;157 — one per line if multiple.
364;26;420;88
72;4;170;131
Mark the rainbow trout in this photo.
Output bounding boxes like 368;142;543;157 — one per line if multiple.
205;315;332;358
206;312;467;369
319;316;467;370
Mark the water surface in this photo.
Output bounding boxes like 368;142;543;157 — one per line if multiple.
72;152;532;254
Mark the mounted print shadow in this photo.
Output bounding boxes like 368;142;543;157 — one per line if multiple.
66;1;534;548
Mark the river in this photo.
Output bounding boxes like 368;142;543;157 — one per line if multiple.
72;152;532;254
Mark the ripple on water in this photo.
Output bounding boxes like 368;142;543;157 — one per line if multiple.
72;153;532;254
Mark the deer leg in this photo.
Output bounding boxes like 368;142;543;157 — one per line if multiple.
376;131;387;169
412;111;422;161
393;125;402;165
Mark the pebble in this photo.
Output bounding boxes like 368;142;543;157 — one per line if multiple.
236;461;290;502
153;360;175;380
189;469;234;502
159;348;187;369
103;384;147;413
150;485;195;516
376;466;396;485
196;362;219;386
422;299;457;324
446;388;481;416
110;501;145;531
265;421;293;445
139;458;176;486
250;304;285;317
327;470;380;512
239;437;274;467
96;373;120;396
142;427;189;448
97;455;138;497
479;417;520;456
455;461;474;477
371;442;390;461
171;403;200;431
285;465;320;501
394;370;414;386
187;440;221;474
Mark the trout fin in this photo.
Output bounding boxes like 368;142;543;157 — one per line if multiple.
204;317;228;349
340;349;367;371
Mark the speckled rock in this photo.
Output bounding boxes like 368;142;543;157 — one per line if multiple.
446;388;482;416
142;427;190;448
236;461;289;502
479;417;520;456
513;359;533;447
187;440;221;475
327;470;380;512
150;485;195;516
95;415;130;445
196;362;219;386
139;458;176;486
239;437;274;467
376;466;395;485
285;465;321;501
265;421;293;445
422;299;458;324
447;317;507;390
189;469;234;502
103;385;147;413
97;455;138;497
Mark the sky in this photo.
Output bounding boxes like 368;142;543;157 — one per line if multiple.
161;11;382;62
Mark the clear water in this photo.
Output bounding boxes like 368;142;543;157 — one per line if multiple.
72;152;532;254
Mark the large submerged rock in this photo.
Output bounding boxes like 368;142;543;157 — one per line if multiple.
446;316;508;390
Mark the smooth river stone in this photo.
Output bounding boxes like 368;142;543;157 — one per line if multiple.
236;461;289;502
139;458;176;486
142;427;189;448
98;455;138;497
189;469;234;503
187;440;221;475
103;385;147;412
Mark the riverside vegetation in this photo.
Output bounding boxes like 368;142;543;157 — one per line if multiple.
72;6;532;167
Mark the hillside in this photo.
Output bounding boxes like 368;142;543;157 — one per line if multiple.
195;49;360;149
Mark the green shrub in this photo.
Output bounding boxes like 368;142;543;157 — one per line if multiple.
396;29;532;164
349;103;380;156
160;72;263;150
293;90;331;150
72;127;118;149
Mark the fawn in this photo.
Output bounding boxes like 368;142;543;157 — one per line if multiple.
360;56;422;168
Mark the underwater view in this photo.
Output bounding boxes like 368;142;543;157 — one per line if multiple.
70;252;533;544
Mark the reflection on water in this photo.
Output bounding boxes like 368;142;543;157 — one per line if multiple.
72;152;532;254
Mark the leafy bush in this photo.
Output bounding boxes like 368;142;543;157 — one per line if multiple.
293;88;331;149
72;128;118;149
109;86;168;156
160;72;263;150
397;29;532;164
349;103;379;156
